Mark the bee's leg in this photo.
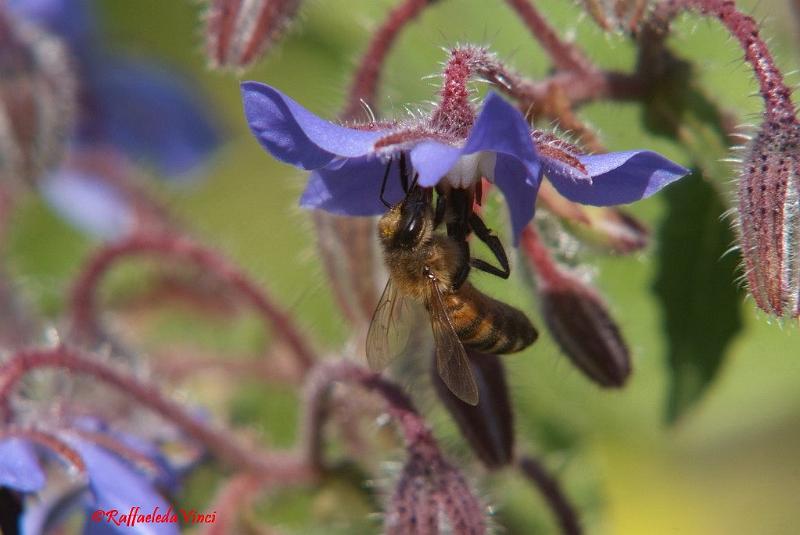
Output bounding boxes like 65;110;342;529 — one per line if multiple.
433;192;446;229
399;152;409;193
444;189;475;289
468;212;510;279
379;157;393;207
451;240;471;289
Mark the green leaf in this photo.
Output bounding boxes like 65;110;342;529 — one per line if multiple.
653;174;744;423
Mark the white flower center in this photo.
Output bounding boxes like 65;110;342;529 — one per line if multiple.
444;151;497;188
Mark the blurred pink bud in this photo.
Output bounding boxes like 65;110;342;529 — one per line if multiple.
0;9;76;191
385;441;487;535
433;351;514;469
738;119;800;318
580;0;650;32
205;0;302;70
522;227;631;388
538;182;649;254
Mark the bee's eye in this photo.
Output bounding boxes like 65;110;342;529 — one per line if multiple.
396;210;424;247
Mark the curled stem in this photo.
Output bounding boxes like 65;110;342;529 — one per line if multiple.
69;232;316;374
0;346;312;483
342;0;440;120
504;0;595;73
202;473;278;535
302;359;432;474
518;455;582;535
649;0;796;122
520;225;562;283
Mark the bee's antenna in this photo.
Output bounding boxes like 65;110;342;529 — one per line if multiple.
380;157;393;208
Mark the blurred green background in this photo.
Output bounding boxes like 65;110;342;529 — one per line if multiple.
7;0;800;533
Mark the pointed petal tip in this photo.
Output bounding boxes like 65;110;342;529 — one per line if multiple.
549;150;691;206
241;81;389;171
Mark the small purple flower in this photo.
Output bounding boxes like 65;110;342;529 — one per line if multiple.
0;428;181;535
6;0;220;239
242;82;688;243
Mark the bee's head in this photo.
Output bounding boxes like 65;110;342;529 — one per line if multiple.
378;186;433;249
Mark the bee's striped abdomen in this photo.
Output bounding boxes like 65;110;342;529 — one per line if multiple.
445;283;537;355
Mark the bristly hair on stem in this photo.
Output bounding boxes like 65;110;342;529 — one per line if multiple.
647;0;796;122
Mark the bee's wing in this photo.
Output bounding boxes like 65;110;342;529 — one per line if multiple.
366;279;414;371
427;282;479;405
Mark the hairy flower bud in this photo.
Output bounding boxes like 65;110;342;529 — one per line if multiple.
433;351;514;469
522;227;631;387
738;119;800;318
0;9;75;191
385;442;487;535
540;280;631;387
205;0;302;70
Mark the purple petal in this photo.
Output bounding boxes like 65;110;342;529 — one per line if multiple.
67;438;179;535
40;168;135;240
71;418;180;492
0;438;46;493
462;92;539;164
20;485;89;535
9;0;96;57
539;153;590;184
300;158;405;215
242;82;388;170
495;154;540;245
547;150;689;206
410;141;462;187
463;92;541;243
411;92;541;190
82;59;220;178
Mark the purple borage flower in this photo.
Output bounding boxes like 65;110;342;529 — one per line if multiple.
7;0;219;239
241;82;689;243
0;424;183;535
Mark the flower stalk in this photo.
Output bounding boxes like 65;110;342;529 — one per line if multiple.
0;346;312;482
518;455;582;535
521;226;631;387
342;0;440;120
504;0;596;74
69;232;317;373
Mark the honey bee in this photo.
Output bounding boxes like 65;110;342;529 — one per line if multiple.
367;186;538;405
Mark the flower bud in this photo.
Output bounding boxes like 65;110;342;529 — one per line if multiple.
522;227;631;387
385;444;487;535
433;351;514;469
539;280;631;387
205;0;302;70
0;9;75;191
538;182;649;254
737;119;800;318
